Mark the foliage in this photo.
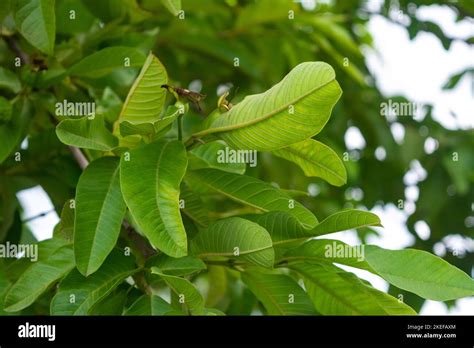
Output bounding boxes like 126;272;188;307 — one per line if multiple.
0;0;472;316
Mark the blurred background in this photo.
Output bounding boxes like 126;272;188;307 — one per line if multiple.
3;0;473;314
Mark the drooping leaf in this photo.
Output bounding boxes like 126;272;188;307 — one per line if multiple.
191;217;274;268
188;141;247;174
193;62;342;152
74;157;127;276
290;262;416;315
152;269;205;315
118;53;168;124
242;270;316;315
272;139;347;186
50;250;136;315
124;294;175;315
120;140;188;257
4;245;74;312
186;168;318;228
205;266;227;307
68;47;146;78
56;115;118;151
364;245;474;301
119;105;180;138
14;0;55;55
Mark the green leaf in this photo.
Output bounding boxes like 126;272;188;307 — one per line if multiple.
14;0;55;55
282;239;374;272
191;217;274;268
242;270;316;315
0;68;21;93
189;141;246;174
272;139;346;186
4;245;74;312
118;52;168;124
180;184;210;227
193;62;342;152
152;269;204;315
120;140;188;257
205;265;227;307
151;254;206;276
0;97;12;122
81;0;126;22
290;262;416;315
161;0;181;16
0;99;31;164
74;157;127;276
186;168;318;228
68;47;146;78
310;209;382;236
50;250;136;315
125;294;175;315
364;245;474;301
119;105;180;138
53;199;75;242
55;115;118;151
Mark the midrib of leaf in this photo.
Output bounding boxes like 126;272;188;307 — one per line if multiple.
85;165;120;274
279;145;345;182
192;79;335;138
244;273;285;314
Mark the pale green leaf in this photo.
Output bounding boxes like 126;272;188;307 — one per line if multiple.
120;140;188;257
364;245;474;301
189;141;247;174
74;157;127;276
191;217;275;268
55;115;118;151
193;62;342;152
186;168;318;228
272;139;346;186
118;53;168;124
310;209;382;236
14;0;55;55
242;270;316;315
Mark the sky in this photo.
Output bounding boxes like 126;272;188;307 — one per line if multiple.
14;1;474;315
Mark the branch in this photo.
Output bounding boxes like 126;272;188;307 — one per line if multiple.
68;146;89;169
